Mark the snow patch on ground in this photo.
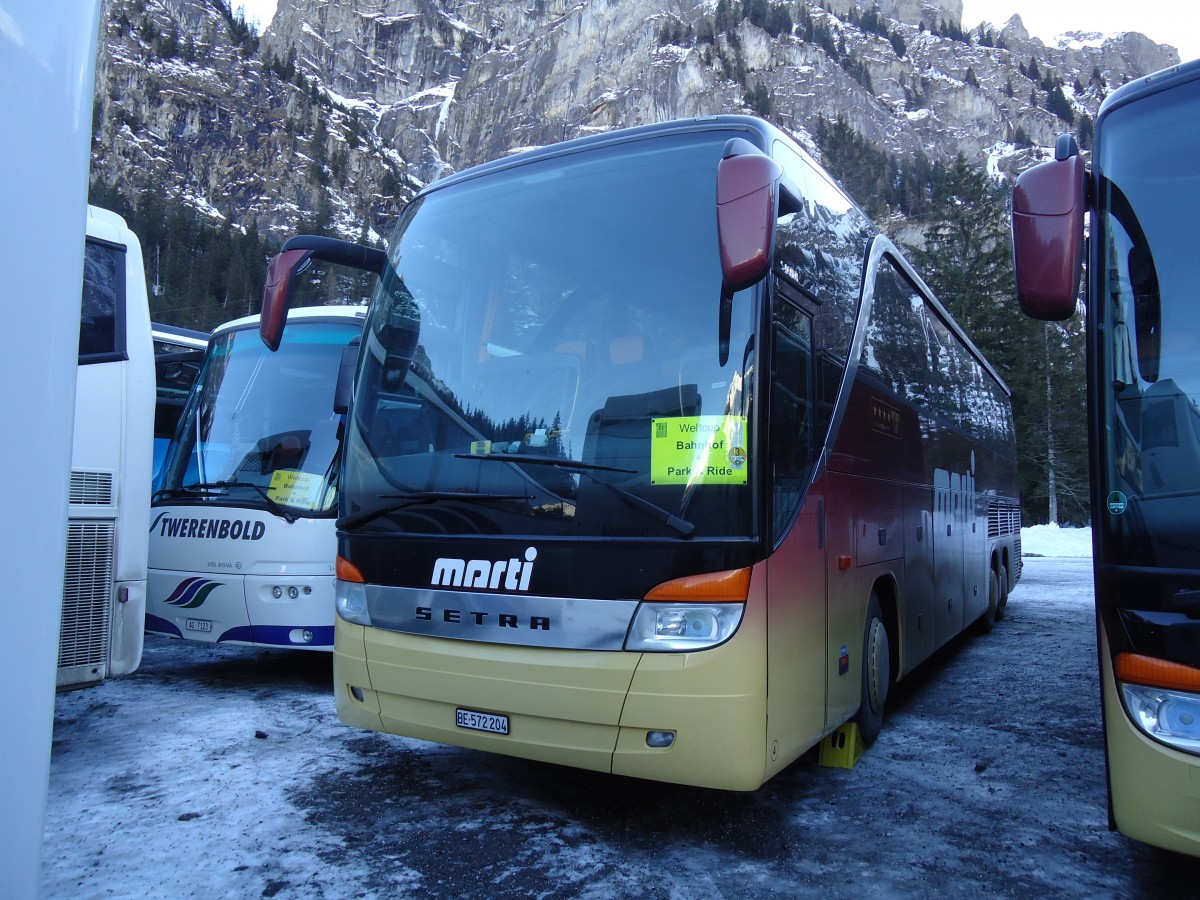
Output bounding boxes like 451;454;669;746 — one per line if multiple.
1021;524;1092;558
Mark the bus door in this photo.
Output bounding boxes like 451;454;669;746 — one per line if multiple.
765;299;828;763
933;468;966;645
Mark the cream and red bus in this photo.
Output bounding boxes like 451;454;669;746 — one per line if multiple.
1013;60;1200;856
261;116;1021;789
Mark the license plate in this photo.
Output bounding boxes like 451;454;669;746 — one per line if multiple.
456;708;509;735
185;618;213;633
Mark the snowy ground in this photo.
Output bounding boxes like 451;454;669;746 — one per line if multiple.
41;529;1200;897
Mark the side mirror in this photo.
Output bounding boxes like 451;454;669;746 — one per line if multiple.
260;235;388;351
1011;136;1087;321
717;140;783;294
260;248;311;351
333;336;361;415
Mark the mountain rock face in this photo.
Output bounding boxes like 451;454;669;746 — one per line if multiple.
90;0;1180;243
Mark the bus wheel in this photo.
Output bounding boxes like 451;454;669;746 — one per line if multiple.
995;564;1009;620
855;594;890;745
978;568;999;634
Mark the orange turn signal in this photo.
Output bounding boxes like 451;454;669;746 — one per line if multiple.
643;567;751;602
336;554;366;584
1115;652;1200;693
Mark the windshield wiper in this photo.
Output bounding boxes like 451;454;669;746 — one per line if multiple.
458;453;695;538
453;452;634;474
573;468;695;537
155;480;298;523
338;490;531;531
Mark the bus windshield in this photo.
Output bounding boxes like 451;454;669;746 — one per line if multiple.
160;318;362;517
345;129;760;539
1098;77;1200;571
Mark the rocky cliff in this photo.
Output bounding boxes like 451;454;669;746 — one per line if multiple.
90;0;1181;243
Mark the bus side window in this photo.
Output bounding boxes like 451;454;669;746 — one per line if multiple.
80;239;126;361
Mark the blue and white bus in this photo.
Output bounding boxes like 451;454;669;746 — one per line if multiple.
147;305;366;650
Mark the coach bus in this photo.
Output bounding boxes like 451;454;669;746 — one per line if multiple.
1012;61;1200;856
59;206;156;689
260;116;1022;789
147;305;366;650
151;323;208;489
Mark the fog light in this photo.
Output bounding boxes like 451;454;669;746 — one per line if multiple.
303;586;312;595
288;586;300;599
117;585;130;603
272;585;283;599
646;730;675;748
350;685;365;702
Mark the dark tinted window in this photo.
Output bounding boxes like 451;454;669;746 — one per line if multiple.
1097;77;1200;569
863;258;1015;456
80;239;126;362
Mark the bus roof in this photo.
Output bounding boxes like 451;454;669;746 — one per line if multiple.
1099;57;1200;121
152;323;209;349
211;304;367;339
423;115;790;197
85;204;136;247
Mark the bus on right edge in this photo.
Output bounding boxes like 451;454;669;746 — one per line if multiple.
1012;59;1200;858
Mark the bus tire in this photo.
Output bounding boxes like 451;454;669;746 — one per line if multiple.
855;594;890;745
996;564;1009;620
978;568;999;634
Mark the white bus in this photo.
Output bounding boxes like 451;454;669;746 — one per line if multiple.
4;2;102;885
58;205;156;689
147;305;366;650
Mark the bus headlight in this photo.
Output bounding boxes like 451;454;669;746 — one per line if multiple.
335;580;371;626
625;603;743;652
1121;684;1200;754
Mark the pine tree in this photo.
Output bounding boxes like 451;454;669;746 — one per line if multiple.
1046;84;1075;124
906;157;1088;524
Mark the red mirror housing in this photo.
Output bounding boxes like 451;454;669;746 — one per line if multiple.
1012;154;1087;321
259;247;312;351
717;152;782;293
259;237;386;351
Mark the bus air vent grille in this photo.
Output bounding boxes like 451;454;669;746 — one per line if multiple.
987;501;1021;539
58;519;115;674
70;470;114;506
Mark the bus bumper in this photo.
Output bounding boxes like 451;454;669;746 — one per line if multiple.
146;569;334;649
334;615;768;790
1101;629;1200;858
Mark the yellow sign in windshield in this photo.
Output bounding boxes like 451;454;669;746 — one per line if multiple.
267;469;326;510
650;415;748;485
